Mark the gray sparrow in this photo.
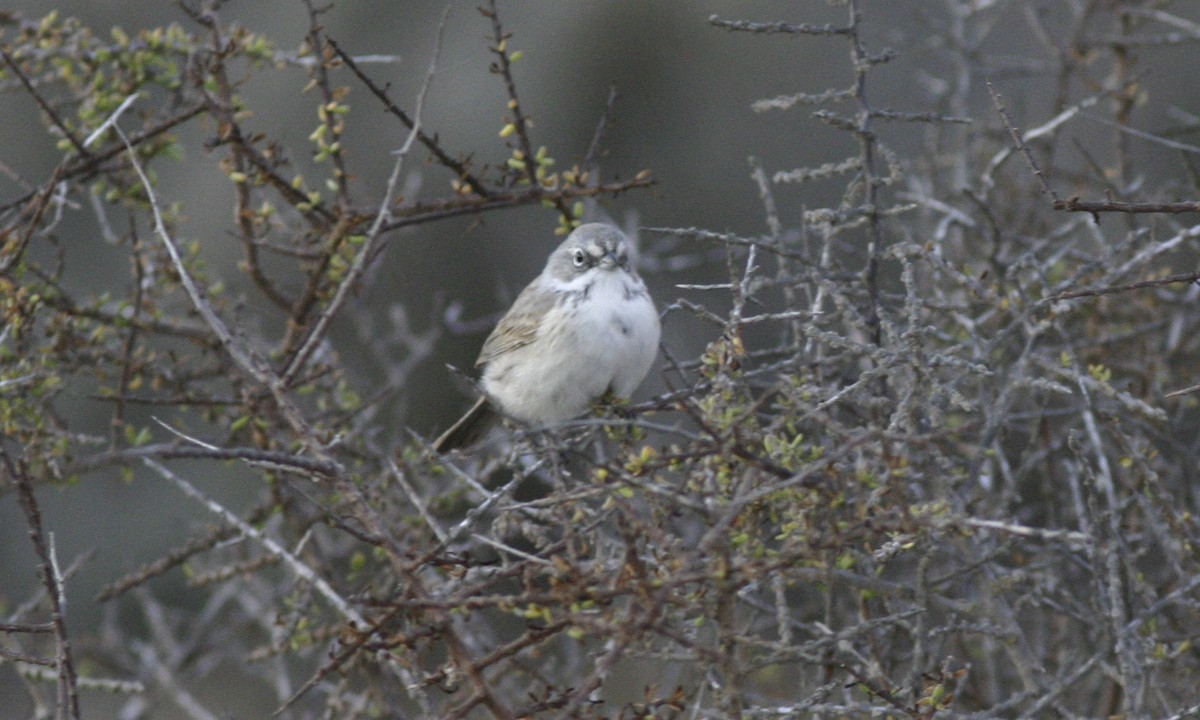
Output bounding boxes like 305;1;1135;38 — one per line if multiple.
433;223;660;452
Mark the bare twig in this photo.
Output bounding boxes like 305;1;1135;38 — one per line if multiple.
987;81;1060;201
1044;268;1200;302
282;6;450;386
142;458;367;626
708;15;852;36
326;36;491;198
583;85;620;174
1052;197;1200;216
484;0;537;187
4;448;82;720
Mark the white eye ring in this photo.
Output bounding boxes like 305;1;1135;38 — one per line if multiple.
572;248;587;267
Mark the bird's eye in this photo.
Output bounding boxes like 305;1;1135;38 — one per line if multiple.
572;248;587;267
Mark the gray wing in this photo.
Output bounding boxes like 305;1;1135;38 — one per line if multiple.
475;281;558;367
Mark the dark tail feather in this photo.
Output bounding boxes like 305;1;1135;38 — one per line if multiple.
432;396;497;453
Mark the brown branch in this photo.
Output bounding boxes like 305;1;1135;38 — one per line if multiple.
1043;269;1200;302
1166;382;1200;399
326;37;491;198
0;103;207;217
41;292;213;342
482;0;576;228
0;46;90;158
95;503;273;602
871;108;972;124
708;15;852;36
69;442;343;479
986;84;1198;221
377;176;655;233
484;0;537;188
281;7;450;388
186;2;301;312
986;81;1060;202
1053;197;1200;215
4;448;82;720
210;132;338;226
111;225;146;446
0;164;64;275
0;646;56;667
272;606;405;717
582;85;619;174
301;0;352;207
846;0;885;349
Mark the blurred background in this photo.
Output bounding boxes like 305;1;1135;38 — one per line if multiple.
3;1;1200;715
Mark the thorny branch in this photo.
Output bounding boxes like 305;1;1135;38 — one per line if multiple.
4;2;1200;719
4;449;82;720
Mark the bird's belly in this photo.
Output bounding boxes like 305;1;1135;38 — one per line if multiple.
570;294;659;396
483;280;659;425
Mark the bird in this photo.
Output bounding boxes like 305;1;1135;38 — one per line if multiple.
433;223;660;452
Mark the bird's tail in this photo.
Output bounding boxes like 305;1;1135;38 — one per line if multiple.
432;396;497;453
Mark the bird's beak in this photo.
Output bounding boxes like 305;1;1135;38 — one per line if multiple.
601;250;620;269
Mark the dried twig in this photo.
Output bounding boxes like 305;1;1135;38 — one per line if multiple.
282;6;450;387
4;449;82;720
327;36;491;198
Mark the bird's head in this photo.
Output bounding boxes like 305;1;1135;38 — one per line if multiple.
546;223;633;281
